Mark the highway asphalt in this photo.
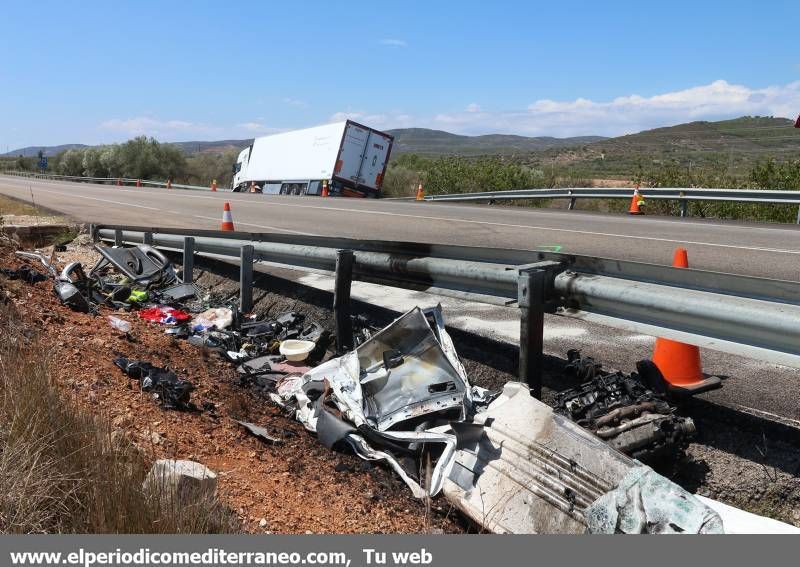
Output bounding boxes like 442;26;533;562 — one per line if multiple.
1;175;799;422
1;175;799;281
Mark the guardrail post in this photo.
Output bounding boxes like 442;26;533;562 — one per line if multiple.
568;191;576;210
517;261;563;399
680;193;688;218
114;229;123;247
182;237;195;284
143;232;153;246
334;249;355;354
239;245;254;314
89;224;98;243
796;205;800;225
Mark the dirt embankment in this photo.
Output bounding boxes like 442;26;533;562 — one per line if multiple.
0;245;464;534
2;236;799;531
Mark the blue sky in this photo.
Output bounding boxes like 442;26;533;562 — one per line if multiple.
1;0;799;150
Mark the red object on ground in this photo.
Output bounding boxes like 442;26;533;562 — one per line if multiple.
138;306;191;324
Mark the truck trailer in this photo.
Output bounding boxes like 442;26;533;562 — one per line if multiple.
232;120;394;197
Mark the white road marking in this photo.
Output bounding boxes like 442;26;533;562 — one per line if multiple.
5;181;800;255
191;215;317;236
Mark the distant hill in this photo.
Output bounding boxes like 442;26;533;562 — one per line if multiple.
386;128;606;156
1;140;252;158
5;117;798;173
3;144;89;157
537;116;800;174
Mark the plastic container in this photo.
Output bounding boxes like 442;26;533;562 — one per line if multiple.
279;339;316;362
108;315;131;333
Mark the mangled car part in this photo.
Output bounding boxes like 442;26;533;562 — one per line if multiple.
91;244;176;288
54;262;93;313
236;420;282;445
554;350;695;461
356;307;469;431
273;306;479;498
155;282;200;302
441;381;722;534
113;356;195;410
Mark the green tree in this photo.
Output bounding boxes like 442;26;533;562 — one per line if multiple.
58;149;85;176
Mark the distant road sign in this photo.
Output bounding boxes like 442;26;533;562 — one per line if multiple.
39;156;48;170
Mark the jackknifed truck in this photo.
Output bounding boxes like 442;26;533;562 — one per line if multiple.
232;120;394;197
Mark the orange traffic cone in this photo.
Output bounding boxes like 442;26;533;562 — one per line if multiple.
211;179;217;192
651;248;721;395
220;202;235;231
415;183;424;201
321;179;329;197
628;185;644;214
136;179;142;188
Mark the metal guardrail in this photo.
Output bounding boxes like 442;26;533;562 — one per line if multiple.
2;171;215;192
93;225;800;385
424;187;800;223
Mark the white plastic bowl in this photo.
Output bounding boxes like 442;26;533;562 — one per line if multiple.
279;339;316;362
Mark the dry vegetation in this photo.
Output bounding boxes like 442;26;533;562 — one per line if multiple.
0;281;237;533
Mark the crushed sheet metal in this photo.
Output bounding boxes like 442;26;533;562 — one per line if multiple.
442;382;722;534
236;420;282;445
357;307;468;431
273;305;471;498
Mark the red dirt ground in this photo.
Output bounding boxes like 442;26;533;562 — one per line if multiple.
0;245;464;534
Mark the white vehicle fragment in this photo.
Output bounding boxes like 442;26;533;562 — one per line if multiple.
273;305;470;498
442;381;724;534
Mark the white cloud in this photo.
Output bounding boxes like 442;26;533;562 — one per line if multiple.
99;116;216;137
236;121;272;132
282;97;308;108
333;80;800;137
379;38;407;47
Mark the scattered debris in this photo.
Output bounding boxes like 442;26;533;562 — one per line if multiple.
107;315;132;333
236;420;282;445
271;306;489;499
113;356;195;410
139;305;192;325
6;235;800;534
192;307;234;331
0;266;48;284
555;350;696;461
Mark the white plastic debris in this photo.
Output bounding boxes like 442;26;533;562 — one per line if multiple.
279;339;316;362
192;307;233;331
695;495;800;534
